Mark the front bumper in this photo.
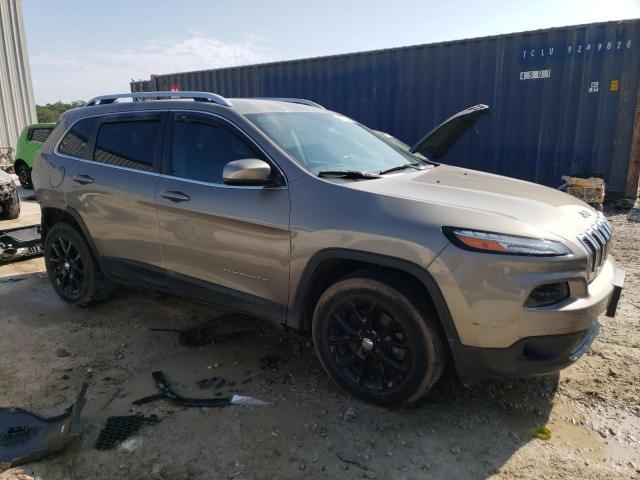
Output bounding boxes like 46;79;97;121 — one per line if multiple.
452;319;601;385
428;244;620;348
427;243;625;384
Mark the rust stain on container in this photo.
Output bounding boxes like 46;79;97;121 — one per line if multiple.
626;87;640;199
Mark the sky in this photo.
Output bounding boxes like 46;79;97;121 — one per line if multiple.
22;0;640;104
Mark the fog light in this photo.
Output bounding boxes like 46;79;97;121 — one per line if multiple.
525;282;569;307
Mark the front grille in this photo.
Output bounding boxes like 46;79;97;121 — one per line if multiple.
577;215;612;279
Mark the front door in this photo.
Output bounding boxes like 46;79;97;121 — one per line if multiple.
156;111;291;319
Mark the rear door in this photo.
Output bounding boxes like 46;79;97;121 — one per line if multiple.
66;111;165;269
156;111;290;318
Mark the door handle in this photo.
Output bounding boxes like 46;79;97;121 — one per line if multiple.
72;174;94;185
161;190;191;202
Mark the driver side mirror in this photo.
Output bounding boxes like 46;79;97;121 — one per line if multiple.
223;159;275;186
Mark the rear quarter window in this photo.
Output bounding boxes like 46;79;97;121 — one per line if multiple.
28;127;54;143
93;120;160;171
58;117;99;159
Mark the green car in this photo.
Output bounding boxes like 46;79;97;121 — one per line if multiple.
14;122;56;189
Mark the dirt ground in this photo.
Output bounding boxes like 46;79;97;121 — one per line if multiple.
1;183;639;479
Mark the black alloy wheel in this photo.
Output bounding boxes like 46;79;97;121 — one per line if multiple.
328;299;411;391
44;223;113;306
47;236;85;297
312;274;445;405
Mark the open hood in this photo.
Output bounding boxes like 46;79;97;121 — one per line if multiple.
410;104;490;159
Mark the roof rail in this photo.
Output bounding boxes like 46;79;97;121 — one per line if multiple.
253;97;325;109
86;91;232;107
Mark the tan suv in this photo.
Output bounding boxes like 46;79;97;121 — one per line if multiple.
33;92;624;405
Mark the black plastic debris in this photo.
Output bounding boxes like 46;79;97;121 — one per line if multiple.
132;393;165;406
132;371;266;408
95;414;158;450
0;225;42;265
0;383;87;469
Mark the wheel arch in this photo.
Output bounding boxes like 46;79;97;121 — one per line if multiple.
289;248;461;347
41;206;101;263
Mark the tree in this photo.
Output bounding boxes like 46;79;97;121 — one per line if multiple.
36;100;85;123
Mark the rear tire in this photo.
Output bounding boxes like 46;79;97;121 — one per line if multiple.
15;163;33;190
312;273;445;406
0;190;20;220
44;223;113;306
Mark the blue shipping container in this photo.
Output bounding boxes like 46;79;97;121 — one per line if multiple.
138;20;640;198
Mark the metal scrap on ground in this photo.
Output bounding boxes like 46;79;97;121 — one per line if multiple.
0;225;42;265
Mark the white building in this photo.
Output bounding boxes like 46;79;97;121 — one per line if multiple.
0;0;36;153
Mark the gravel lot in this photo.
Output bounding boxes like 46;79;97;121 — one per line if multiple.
1;187;639;479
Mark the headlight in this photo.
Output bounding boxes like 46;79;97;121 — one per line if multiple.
443;227;571;256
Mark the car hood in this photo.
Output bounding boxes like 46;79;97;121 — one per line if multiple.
411;104;490;159
351;164;598;244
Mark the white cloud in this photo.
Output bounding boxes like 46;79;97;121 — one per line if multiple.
30;33;272;104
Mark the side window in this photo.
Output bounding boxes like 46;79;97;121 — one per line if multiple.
171;116;262;183
58;117;99;159
28;128;53;143
94;120;160;171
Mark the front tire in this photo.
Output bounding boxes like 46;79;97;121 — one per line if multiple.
15;163;33;190
44;223;113;306
312;273;445;406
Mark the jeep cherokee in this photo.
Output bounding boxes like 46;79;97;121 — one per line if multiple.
32;92;624;405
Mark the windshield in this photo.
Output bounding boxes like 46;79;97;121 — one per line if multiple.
247;111;426;175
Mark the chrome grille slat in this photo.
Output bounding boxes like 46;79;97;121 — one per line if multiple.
596;221;609;239
588;229;603;269
595;221;610;259
579;235;597;272
592;230;605;267
578;215;612;279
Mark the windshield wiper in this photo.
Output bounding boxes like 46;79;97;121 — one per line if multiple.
379;162;429;175
317;170;381;180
